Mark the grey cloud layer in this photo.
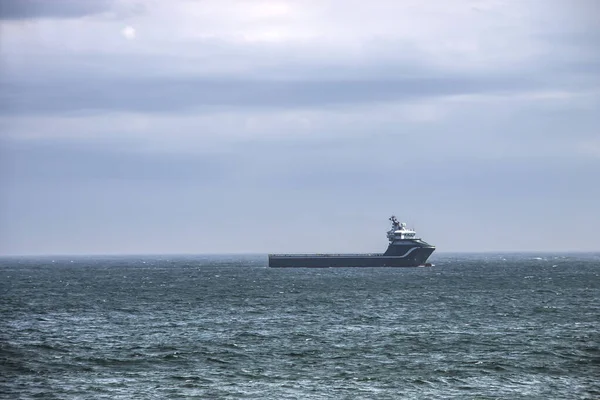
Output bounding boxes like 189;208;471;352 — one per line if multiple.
0;0;115;20
2;73;544;115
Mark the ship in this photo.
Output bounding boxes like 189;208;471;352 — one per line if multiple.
268;215;435;268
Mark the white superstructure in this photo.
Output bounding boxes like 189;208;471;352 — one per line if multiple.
386;215;418;242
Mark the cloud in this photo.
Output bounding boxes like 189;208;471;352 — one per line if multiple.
0;0;115;20
2;86;597;164
1;0;595;72
0;71;549;116
121;25;136;40
1;0;599;254
0;0;596;120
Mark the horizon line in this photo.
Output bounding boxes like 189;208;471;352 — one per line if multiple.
1;250;599;258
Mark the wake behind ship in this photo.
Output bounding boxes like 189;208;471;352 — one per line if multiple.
269;216;435;268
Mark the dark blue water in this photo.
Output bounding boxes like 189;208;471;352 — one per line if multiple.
1;253;599;399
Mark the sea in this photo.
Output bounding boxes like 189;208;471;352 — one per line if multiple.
1;253;599;399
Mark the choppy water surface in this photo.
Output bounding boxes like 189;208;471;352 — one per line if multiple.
1;253;599;399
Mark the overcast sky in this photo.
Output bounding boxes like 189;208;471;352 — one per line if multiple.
1;0;599;255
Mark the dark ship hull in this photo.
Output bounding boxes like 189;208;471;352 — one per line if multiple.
269;243;435;268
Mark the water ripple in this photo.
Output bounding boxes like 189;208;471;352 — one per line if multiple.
1;253;599;399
